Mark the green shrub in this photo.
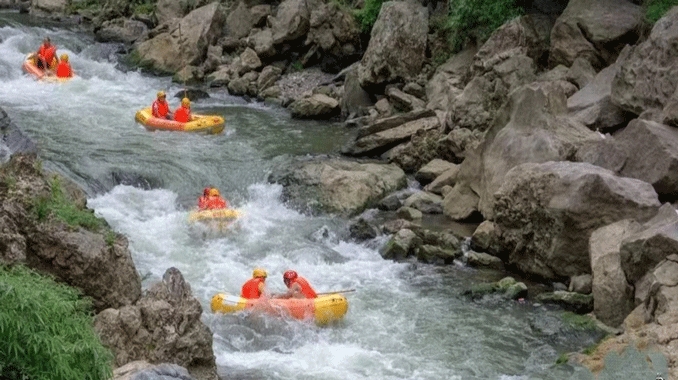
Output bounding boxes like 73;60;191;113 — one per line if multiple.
645;0;678;24
66;0;101;14
355;0;384;32
33;176;104;231
446;0;523;52
555;353;569;365
0;265;113;380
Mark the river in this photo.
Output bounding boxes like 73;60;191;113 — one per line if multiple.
0;10;627;380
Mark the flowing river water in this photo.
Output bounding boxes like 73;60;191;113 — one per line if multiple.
0;11;644;380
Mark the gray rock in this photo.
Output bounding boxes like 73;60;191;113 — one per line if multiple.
470;221;502;256
416;244;459;264
113;361;194;380
348;218;379;242
494;161;661;280
565;57;597;89
424;166;460;195
358;1;428;87
425;46;476;113
568;274;592;294
239;47;262;74
386;87;426;112
396;206;422;221
225;1;255;39
269;0;314;44
96;18;148;44
415;159;457;186
402;192;443;214
536;291;594;313
256;65;282;92
466;251;504;270
380;228;420;260
289;94;340;119
549;0;642;68
340;64;372;119
442;182;479;221
568;63;628;132
249;28;276;58
343;116;440;157
354;109;436;139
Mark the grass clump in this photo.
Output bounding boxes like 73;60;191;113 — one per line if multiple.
446;0;523;52
354;0;384;32
561;311;598;331
645;0;678;24
66;0;101;14
32;176;104;231
0;265;113;380
555;353;569;365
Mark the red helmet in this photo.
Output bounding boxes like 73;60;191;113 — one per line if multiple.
283;270;298;281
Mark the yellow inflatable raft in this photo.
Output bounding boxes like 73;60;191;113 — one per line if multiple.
210;293;349;326
22;54;72;83
134;107;225;134
188;208;242;222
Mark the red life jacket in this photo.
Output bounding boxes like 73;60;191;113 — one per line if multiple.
56;62;72;78
241;278;264;299
197;196;209;210
38;44;56;67
206;196;227;210
173;105;191;122
290;277;317;298
152;100;170;118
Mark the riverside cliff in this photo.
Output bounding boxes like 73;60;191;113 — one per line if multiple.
8;0;678;377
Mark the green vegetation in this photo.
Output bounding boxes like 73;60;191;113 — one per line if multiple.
105;231;116;247
132;0;155;15
561;311;598;330
555;353;569;365
0;265;113;380
355;0;384;32
446;0;523;52
290;60;304;72
66;0;101;14
645;0;678;24
32;176;104;231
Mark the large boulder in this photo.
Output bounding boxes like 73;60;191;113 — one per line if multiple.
415;159;457;186
425;47;476;113
620;204;678;284
342;116;440;157
0;154;141;312
134;2;224;74
95;268;217;380
268;157;406;216
155;0;186;25
475;81;601;218
549;0;643;68
612;7;678;118
96;18;149;44
568;63;629;132
269;0;317;44
29;0;66;14
0;108;36;161
306;1;360;71
113;361;193;380
358;1;428;87
289;94;340;119
449;14;552;132
615;119;678;201
225;1;255;39
590;220;637;327
340;64;372;119
493;161;661;280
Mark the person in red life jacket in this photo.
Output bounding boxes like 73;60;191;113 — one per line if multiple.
55;54;73;78
241;268;268;299
36;37;57;71
152;91;172;119
276;270;317;299
197;187;211;210
173;97;195;123
205;187;228;210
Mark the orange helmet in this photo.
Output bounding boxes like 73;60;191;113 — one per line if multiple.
209;188;220;197
181;97;190;107
157;91;166;99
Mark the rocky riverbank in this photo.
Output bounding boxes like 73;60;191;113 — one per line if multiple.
9;0;678;376
0;109;217;379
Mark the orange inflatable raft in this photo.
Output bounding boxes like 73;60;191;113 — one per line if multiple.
210;293;349;325
134;107;225;134
22;55;71;83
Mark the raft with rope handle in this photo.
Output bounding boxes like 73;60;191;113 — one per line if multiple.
134;107;225;134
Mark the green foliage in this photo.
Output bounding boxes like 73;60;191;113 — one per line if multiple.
354;0;384;32
446;0;523;52
645;0;678;24
561;311;598;331
66;0;101;14
0;265;113;380
290;60;304;72
32;176;104;231
105;231;116;247
555;353;569;365
132;0;155;15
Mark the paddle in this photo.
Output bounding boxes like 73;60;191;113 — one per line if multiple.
316;289;356;296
